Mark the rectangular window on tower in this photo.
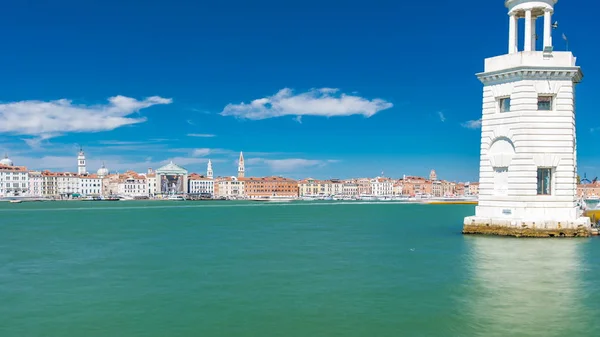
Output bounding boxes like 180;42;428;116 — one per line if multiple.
499;97;511;112
537;167;552;195
538;95;553;111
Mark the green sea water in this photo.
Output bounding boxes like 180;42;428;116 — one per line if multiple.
1;201;599;337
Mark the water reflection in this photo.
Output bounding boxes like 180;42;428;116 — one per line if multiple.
463;237;591;337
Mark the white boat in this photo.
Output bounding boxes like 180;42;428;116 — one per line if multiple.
167;195;186;201
251;195;295;202
301;196;318;201
9;200;22;203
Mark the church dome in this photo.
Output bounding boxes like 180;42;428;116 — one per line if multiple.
0;154;13;166
97;162;109;177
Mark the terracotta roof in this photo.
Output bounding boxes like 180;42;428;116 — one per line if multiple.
0;164;28;172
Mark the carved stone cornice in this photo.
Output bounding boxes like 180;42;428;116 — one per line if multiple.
477;66;583;85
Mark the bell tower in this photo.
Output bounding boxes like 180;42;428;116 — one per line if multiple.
77;147;87;175
237;152;245;178
207;159;213;179
463;0;591;237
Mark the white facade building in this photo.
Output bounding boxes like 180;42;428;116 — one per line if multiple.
189;176;214;196
464;0;590;232
79;175;103;196
370;177;394;196
56;173;79;198
0;156;29;197
117;172;147;197
342;181;359;196
147;173;157;197
188;161;215;197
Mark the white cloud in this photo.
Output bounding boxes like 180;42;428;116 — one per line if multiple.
220;88;393;120
245;157;337;173
187;133;216;138
0;95;172;141
437;111;446;122
192;148;211;157
461;119;482;129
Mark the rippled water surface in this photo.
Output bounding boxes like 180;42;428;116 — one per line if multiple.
1;201;599;336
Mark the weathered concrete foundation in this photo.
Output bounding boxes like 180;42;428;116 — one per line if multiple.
463;216;592;238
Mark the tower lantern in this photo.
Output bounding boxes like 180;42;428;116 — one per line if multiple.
506;0;556;54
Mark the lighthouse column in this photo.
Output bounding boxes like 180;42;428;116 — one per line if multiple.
543;8;553;48
508;12;518;54
524;9;533;51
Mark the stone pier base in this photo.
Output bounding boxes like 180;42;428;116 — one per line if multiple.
463;216;592;238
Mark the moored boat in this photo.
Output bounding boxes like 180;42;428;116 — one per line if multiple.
251;195;295;202
167;195;186;201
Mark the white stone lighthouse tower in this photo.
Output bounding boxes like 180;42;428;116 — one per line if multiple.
463;0;591;236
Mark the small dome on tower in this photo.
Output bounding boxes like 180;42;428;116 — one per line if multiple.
0;153;13;166
97;162;109;177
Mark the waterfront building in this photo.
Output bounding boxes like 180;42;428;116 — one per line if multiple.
442;181;456;197
464;0;590;235
56;172;79;198
188;173;214;197
117;171;147;197
429;169;437;181
298;178;325;196
0;156;29;197
215;176;244;199
28;171;43;197
370;177;394;196
79;174;103;196
77;148;87;175
577;181;600;199
467;182;480;196
103;174;120;196
41;171;58;198
342;180;359;196
155;161;188;196
238;152;245;178
330;179;344;196
392;180;404;196
401;176;432;197
147;169;157;197
432;180;443;197
455;182;466;197
244;176;298;199
355;178;372;195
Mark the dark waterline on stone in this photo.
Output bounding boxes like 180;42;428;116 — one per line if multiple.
1;201;598;337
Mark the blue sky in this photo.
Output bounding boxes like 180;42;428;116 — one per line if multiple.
0;0;599;181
